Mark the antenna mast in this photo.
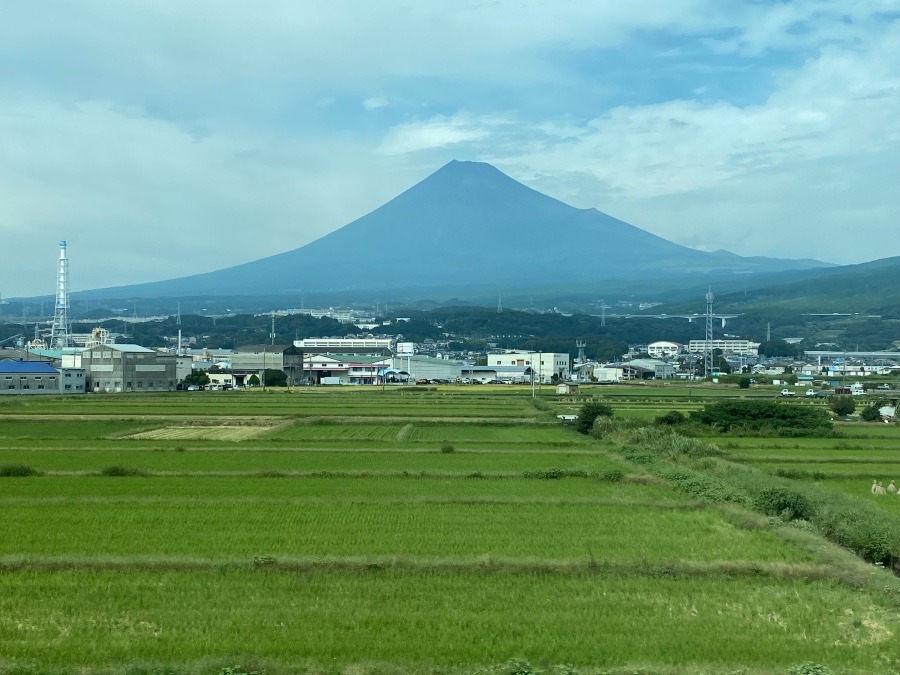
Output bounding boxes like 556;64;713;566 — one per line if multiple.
49;240;71;349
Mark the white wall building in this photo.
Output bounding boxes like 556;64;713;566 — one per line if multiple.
296;338;392;354
489;351;570;383
688;339;760;356
647;341;683;358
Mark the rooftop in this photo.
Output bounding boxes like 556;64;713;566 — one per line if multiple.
0;361;59;374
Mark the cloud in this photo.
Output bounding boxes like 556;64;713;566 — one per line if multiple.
1;1;898;296
363;97;390;110
378;114;495;155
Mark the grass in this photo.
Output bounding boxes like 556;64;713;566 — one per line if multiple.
0;498;812;562
2;387;900;673
0;448;621;473
1;570;897;673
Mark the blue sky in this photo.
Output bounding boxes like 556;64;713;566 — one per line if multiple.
1;1;898;297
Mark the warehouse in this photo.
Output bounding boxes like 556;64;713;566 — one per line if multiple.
231;345;305;385
81;344;177;393
0;360;85;395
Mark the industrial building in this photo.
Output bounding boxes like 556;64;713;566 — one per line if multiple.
81;344;177;393
647;341;683;358
392;355;465;382
688;339;760;356
489;351;570;383
461;365;532;383
0;360;85;395
295;337;392;355
231;345;305;385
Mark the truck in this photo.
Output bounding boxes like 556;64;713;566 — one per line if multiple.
780;388;796;397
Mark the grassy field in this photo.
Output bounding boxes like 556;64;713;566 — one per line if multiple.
1;387;899;674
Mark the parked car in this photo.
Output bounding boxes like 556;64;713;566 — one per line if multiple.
780;388;796;397
804;389;816;397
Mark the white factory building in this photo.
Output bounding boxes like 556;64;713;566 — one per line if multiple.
488;351;570;383
647;341;683;358
688;339;760;356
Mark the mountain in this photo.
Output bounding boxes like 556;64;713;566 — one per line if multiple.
81;160;830;300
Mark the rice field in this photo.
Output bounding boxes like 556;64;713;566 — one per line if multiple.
1;387;899;674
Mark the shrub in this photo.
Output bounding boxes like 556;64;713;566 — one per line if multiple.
440;442;455;453
0;465;40;477
601;468;624;482
100;465;145;477
860;403;882;422
655;410;685;425
828;395;856;417
575;401;613;434
788;663;833;675
738;376;752;389
501;658;535;675
691;400;832;436
752;487;811;521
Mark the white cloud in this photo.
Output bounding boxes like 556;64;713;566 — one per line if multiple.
1;1;898;295
0;97;414;295
363;97;390;110
379;114;496;155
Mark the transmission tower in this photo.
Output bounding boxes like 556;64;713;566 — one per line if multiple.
575;340;586;365
497;291;503;314
49;240;71;349
599;299;608;327
704;288;714;376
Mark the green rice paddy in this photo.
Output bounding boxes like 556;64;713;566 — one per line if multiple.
1;386;898;674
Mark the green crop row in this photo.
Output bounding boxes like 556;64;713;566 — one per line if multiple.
0;448;620;474
0;497;812;563
1;569;896;673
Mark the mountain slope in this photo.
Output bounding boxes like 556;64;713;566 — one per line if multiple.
82;160;830;299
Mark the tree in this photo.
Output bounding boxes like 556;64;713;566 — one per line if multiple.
758;340;801;358
860;403;882;422
182;371;210;387
576;401;614;434
248;374;260;386
828;395;856;417
738;376;752;389
262;369;288;387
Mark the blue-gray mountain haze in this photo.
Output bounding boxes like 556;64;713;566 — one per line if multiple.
86;161;829;299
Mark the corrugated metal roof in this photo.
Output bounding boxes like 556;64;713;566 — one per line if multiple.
86;344;154;353
0;361;59;374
